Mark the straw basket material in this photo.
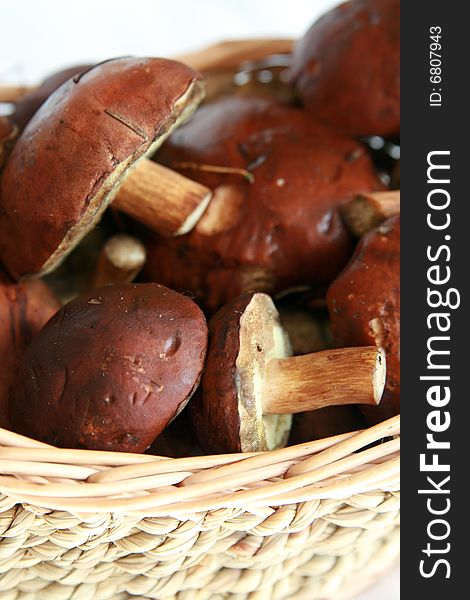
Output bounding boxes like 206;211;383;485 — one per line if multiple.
0;40;400;599
0;415;399;600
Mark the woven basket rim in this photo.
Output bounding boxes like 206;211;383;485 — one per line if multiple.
0;415;399;516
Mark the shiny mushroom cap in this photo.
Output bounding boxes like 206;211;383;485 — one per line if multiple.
291;0;400;137
0;57;205;280
10;63;93;130
144;95;384;312
326;215;400;423
10;283;208;452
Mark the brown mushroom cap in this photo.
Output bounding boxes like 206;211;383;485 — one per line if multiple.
10;283;208;452
10;64;93;131
0;116;18;169
143;95;384;313
326;215;400;423
0;57;205;280
290;0;400;137
0;271;60;429
192;292;293;453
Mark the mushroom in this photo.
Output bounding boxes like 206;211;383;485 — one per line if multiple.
290;0;400;137
142;95;384;313
0;271;60;429
90;234;147;288
0;57;212;280
278;300;364;445
0;116;18;169
191;292;385;453
326;215;400;424
9;64;93;131
10;283;208;452
340;190;400;237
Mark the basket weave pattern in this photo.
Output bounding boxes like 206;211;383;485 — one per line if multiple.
0;416;399;599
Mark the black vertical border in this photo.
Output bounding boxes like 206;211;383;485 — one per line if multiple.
401;2;467;597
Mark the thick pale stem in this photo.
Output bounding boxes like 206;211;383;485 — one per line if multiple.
262;346;386;415
113;159;212;237
340;190;400;237
90;234;147;288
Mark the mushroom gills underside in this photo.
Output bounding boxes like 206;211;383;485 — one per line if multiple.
236;293;292;452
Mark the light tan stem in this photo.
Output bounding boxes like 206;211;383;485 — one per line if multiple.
340;191;400;237
262;346;386;415
90;234;146;288
113;159;212;237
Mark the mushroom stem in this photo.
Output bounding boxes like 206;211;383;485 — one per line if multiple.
113;159;212;237
90;234;147;289
340;190;400;237
262;346;386;415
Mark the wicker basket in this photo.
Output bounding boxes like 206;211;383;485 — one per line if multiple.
0;40;400;600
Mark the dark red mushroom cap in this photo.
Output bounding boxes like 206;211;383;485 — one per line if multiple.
143;95;384;313
10;64;93;131
10;283;208;452
0;116;18;169
0;57;205;280
0;271;60;429
290;0;400;137
326;215;400;423
191;292;292;453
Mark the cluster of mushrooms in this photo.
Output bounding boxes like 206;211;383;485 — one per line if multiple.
0;0;400;456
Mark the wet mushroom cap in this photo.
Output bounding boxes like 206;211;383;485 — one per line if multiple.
143;95;384;313
191;292;293;453
10;283;208;452
0;116;18;169
326;215;400;423
0;272;60;428
290;0;400;137
10;64;93;131
0;57;205;280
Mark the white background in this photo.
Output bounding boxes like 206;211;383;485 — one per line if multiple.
1;1;399;598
